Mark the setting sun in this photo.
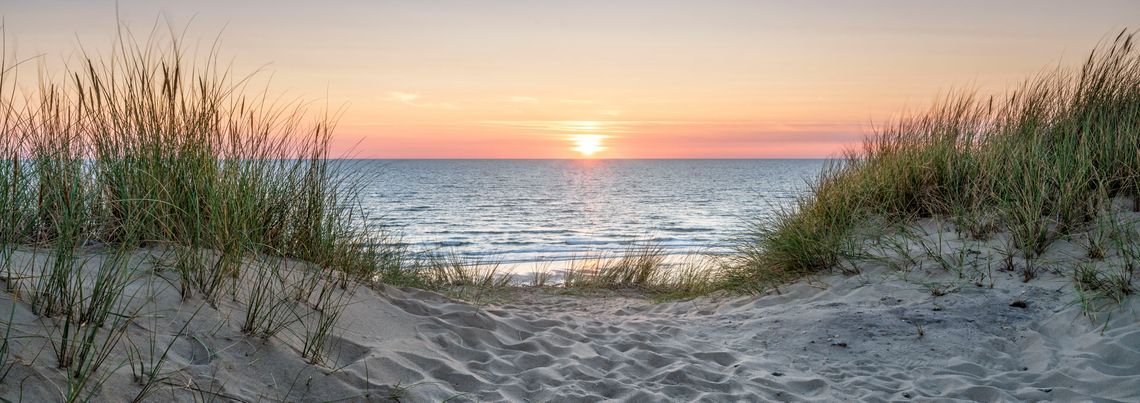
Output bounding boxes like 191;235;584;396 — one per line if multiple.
570;134;607;157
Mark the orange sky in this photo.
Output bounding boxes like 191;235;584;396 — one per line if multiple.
5;1;1139;158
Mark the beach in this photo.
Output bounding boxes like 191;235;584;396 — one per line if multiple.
2;215;1138;402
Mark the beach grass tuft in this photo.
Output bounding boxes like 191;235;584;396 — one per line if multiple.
735;31;1140;294
0;22;398;398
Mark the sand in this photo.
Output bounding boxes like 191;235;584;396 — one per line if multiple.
1;218;1139;402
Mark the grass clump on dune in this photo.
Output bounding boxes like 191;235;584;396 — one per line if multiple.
561;243;725;298
0;23;400;399
0;26;397;293
733;31;1140;293
394;242;726;303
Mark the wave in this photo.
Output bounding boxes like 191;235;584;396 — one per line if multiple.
423;229;573;236
396;205;434;212
657;226;716;233
350;159;825;263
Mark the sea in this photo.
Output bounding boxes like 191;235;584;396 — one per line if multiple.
351;159;826;264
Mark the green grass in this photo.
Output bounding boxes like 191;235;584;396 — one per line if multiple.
392;242;728;303
0;23;399;400
0;25;399;298
561;243;724;297
734;31;1140;293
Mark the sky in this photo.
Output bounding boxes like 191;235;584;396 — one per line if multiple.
2;1;1138;158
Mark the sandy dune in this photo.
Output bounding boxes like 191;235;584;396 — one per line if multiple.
361;270;1138;402
1;222;1139;402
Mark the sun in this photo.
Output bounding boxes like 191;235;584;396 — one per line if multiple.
570;135;607;157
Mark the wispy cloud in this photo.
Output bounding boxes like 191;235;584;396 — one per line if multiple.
384;91;458;109
478;119;865;140
479;120;635;135
386;91;421;103
507;96;538;103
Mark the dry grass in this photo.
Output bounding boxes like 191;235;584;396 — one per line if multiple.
735;31;1140;295
0;22;399;400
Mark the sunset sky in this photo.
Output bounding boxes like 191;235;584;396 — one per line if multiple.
4;1;1139;158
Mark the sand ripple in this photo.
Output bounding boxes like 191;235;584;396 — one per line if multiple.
322;271;1140;402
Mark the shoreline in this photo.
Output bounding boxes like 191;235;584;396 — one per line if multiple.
487;252;726;285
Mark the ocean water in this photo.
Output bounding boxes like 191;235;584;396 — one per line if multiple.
353;159;825;263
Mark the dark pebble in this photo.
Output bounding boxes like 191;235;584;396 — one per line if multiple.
1010;300;1028;308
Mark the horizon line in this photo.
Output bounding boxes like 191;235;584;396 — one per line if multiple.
329;157;835;161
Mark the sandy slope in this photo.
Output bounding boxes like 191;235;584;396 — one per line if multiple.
367;272;1138;402
1;222;1139;402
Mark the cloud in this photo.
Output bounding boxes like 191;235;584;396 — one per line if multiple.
478;120;635;135
508;96;538;103
384;91;457;109
386;91;421;103
477;119;865;142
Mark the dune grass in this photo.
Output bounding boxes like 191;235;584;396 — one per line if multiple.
0;24;403;400
390;242;727;303
0;24;400;295
732;31;1140;296
560;243;725;298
